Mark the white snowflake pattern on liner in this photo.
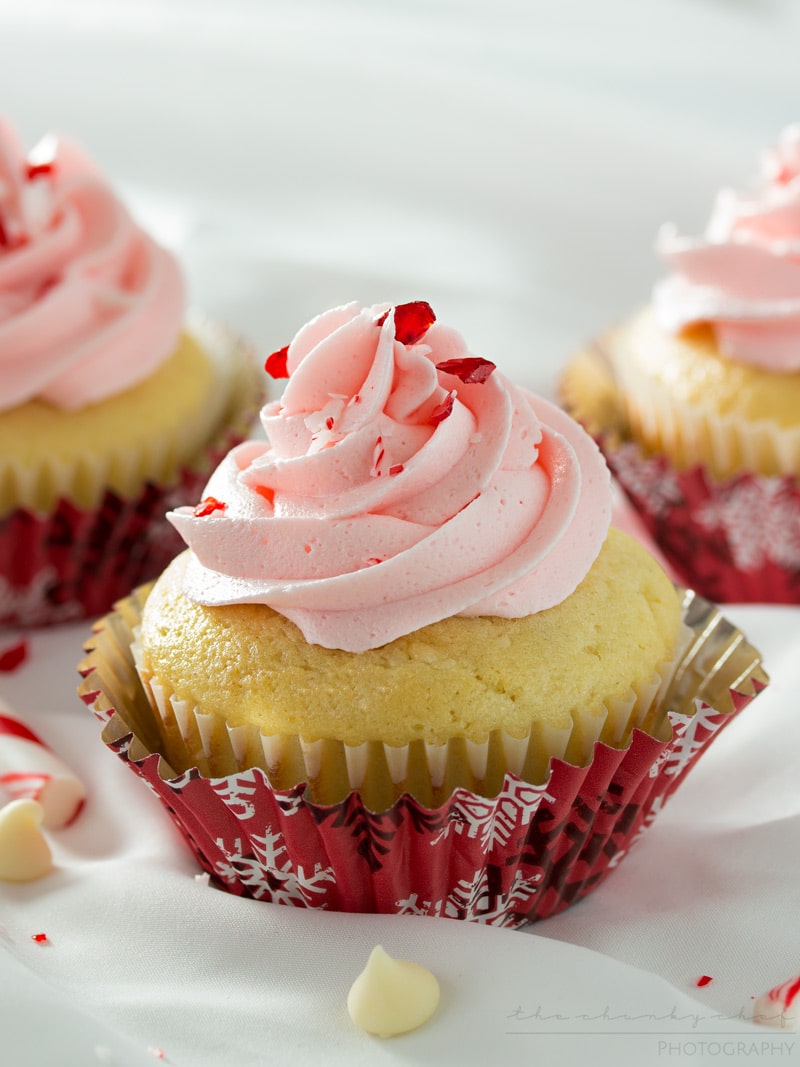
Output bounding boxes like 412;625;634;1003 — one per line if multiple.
209;769;310;820
610;444;683;518
395;866;542;927
694;478;800;570
0;568;81;626
432;778;556;852
209;769;260;820
648;705;725;779
213;829;336;906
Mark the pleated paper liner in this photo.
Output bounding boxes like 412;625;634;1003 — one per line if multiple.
78;585;767;927
0;318;263;627
561;343;800;604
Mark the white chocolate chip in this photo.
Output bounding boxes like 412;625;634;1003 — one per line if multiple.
0;799;53;882
347;945;440;1038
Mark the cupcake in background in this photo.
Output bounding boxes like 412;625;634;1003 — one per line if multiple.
79;301;767;926
562;125;800;603
0;118;263;626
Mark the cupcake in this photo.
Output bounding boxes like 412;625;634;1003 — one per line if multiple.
79;301;767;925
0;118;262;626
562;125;800;603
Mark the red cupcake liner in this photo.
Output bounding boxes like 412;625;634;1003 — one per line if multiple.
78;587;768;928
606;442;800;605
0;327;263;628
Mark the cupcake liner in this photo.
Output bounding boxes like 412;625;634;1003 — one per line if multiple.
129;633;685;811
77;585;767;927
561;343;800;604
0;318;263;628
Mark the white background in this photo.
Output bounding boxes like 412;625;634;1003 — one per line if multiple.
1;2;799;1064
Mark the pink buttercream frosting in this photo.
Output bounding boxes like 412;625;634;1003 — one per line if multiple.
0;118;184;411
654;125;800;371
169;301;611;652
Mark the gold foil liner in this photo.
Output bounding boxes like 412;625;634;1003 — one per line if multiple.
80;586;764;812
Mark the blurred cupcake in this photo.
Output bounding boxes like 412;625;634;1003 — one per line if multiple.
0;118;262;626
79;301;767;926
562;126;800;603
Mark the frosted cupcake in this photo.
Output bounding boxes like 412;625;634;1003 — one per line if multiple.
0;118;262;625
562;126;800;603
80;301;767;925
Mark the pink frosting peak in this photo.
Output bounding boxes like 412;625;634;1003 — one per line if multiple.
169;302;611;651
0;118;184;411
654;125;800;371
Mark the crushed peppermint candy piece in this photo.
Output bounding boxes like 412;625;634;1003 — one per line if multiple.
436;357;496;384
695;975;713;987
0;639;28;672
193;497;226;518
264;345;290;379
31;931;48;944
376;301;436;345
428;391;455;425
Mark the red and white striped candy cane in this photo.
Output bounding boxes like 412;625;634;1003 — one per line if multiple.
0;703;85;829
754;974;800;1030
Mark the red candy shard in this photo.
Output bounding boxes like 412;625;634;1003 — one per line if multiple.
428;391;455;425
696;975;713;987
193;496;226;518
31;932;48;944
264;345;290;379
25;161;55;181
388;464;404;476
376;301;436;345
393;301;436;344
435;357;496;384
0;639;28;673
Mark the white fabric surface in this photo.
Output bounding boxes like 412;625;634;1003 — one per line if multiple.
1;2;800;1064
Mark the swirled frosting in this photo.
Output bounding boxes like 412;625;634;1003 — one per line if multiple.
0;118;184;411
169;301;611;651
654;125;800;371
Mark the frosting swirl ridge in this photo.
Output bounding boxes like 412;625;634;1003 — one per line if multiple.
170;302;611;651
654;125;800;371
0;118;184;411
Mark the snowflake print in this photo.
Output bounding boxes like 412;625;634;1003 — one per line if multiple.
610;445;683;518
648;707;722;781
213;828;336;905
210;769;260;819
395;866;541;924
433;778;555;851
0;568;81;626
694;478;800;570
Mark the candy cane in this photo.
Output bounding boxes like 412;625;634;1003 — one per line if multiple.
0;702;85;829
753;974;800;1030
